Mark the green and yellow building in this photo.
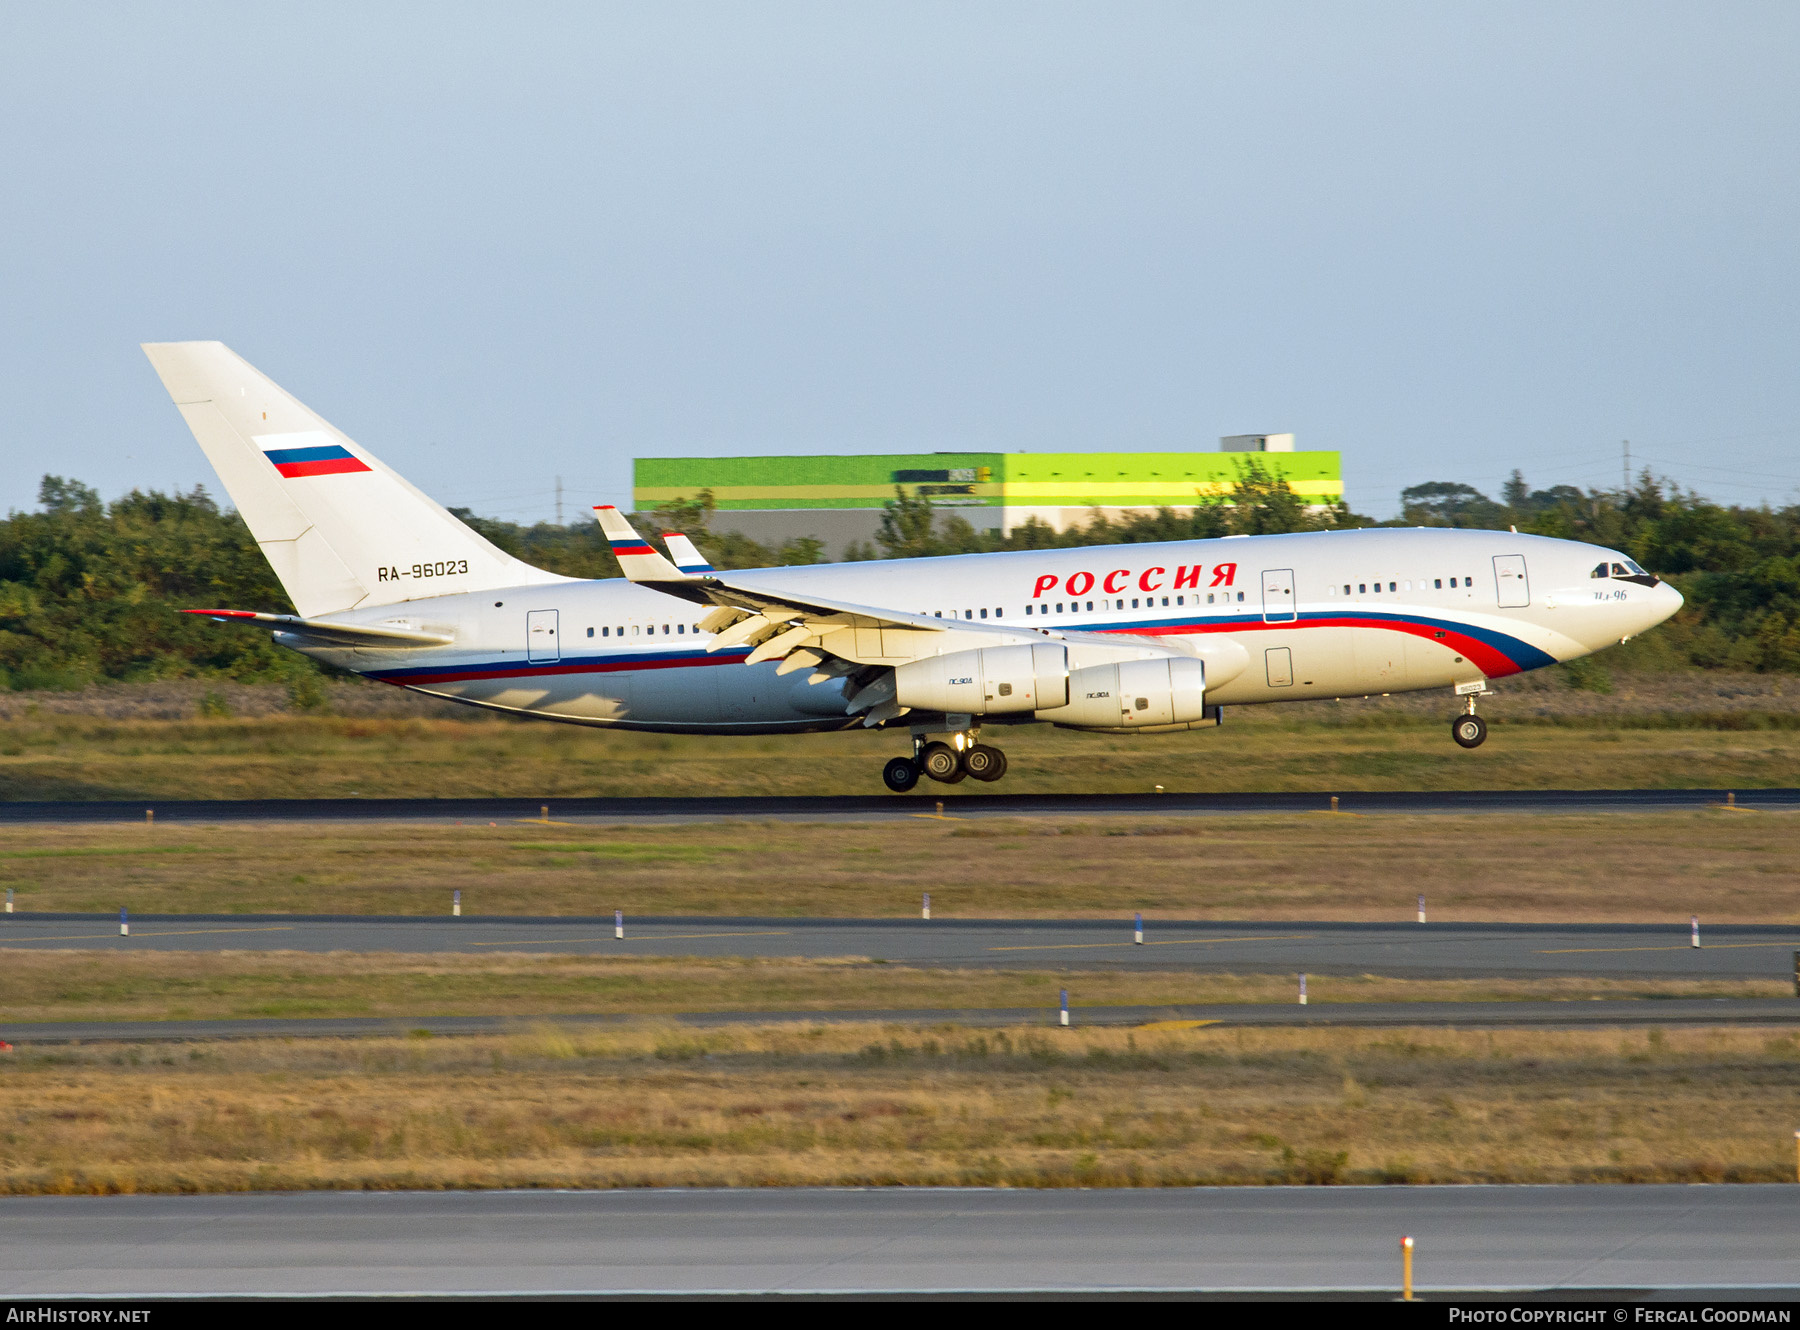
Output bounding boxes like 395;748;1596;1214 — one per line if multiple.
633;438;1342;556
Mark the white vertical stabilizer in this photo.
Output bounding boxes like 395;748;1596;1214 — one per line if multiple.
141;341;569;617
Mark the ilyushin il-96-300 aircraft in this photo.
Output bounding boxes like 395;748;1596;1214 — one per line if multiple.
146;341;1683;792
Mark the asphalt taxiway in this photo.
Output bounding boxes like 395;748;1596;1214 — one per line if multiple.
1;787;1794;824
3;1186;1796;1297
5;914;1796;980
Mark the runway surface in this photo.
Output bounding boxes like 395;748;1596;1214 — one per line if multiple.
7;914;1797;980
9;997;1800;1044
2;787;1794;824
4;1186;1798;1297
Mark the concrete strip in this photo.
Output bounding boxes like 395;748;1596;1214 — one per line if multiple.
1;1187;1797;1296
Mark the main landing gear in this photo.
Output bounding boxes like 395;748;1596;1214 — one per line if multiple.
882;734;1009;791
1451;693;1489;749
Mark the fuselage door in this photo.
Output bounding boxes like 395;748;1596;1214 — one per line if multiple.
527;609;560;664
1261;568;1297;623
1493;555;1530;609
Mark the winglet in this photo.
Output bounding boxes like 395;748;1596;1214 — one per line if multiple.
662;532;715;574
593;506;693;583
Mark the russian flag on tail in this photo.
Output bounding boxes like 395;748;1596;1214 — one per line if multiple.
262;442;371;479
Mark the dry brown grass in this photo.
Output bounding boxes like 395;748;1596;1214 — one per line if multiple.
0;699;1796;802
3;808;1798;921
7;1022;1800;1193
0;951;1780;1023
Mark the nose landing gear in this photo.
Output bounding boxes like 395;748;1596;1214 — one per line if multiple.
1451;691;1489;749
1451;714;1487;748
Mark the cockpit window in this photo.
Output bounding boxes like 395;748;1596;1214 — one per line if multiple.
1592;563;1610;578
1610;562;1631;577
1623;558;1648;576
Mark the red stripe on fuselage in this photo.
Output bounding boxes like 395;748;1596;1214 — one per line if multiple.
1123;615;1527;678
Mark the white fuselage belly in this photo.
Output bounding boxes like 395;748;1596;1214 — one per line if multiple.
300;527;1679;733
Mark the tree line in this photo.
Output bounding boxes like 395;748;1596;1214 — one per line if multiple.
1;460;1796;690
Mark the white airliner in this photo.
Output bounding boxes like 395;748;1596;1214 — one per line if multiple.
145;342;1683;792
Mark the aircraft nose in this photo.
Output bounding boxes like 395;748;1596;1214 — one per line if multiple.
1650;579;1683;625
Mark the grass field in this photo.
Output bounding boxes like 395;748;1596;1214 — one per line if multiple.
8;1022;1799;1193
0;952;1780;1023
0;704;1796;802
2;808;1795;920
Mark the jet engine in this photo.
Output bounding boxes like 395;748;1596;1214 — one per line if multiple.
893;643;1069;715
1037;655;1207;730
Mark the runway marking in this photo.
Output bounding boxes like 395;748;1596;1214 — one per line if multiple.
0;926;296;943
1537;942;1800;954
1137;1019;1221;1031
909;813;963;822
987;933;1315;953
470;930;793;947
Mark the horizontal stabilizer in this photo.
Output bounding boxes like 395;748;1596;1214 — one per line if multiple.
183;609;452;649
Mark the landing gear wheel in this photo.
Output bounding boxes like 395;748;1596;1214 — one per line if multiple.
963;744;1008;782
919;741;966;783
882;756;922;793
1451;714;1488;749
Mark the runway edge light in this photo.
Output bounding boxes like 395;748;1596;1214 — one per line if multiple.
1401;1235;1414;1301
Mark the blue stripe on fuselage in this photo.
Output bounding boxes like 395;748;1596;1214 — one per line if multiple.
357;609;1553;686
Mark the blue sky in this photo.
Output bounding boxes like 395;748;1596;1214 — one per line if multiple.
2;2;1796;521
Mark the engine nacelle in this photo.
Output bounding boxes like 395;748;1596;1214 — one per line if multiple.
1037;655;1207;729
894;643;1069;715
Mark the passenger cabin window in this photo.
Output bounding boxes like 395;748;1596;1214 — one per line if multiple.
1434;579;1442;589
587;627;594;637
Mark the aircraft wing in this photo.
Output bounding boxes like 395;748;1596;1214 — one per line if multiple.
182;609;453;649
592;506;1035;709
